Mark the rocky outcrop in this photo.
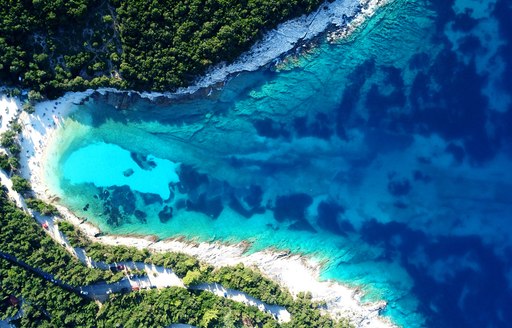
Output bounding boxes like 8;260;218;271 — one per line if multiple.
91;91;140;110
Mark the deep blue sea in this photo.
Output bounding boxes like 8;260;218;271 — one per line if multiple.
44;0;512;326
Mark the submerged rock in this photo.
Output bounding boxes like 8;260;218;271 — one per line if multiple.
134;209;147;223
244;185;263;208
130;152;157;170
186;193;223;219
317;201;347;235
177;164;209;193
123;168;134;177
140;192;163;206
273;193;313;222
92;90;139;110
158;206;173;223
229;185;265;218
229;195;265;218
110;185;136;215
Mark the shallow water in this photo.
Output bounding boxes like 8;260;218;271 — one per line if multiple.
45;0;512;327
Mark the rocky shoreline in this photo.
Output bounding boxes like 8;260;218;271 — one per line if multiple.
68;0;390;107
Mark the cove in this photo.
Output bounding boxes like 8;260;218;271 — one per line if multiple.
44;0;512;327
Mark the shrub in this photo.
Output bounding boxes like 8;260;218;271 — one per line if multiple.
183;270;203;286
27;90;44;102
26;198;59;216
57;221;89;248
23;102;35;113
11;175;31;193
0;153;10;171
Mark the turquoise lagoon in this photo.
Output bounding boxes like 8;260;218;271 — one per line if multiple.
44;0;512;327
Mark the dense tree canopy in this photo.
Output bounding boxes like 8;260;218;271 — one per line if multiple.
0;181;354;327
0;0;323;98
0;185;117;285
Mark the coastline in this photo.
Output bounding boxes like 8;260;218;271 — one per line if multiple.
106;0;389;101
5;0;398;327
15;98;395;327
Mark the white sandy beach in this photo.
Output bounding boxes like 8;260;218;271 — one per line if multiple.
1;0;396;327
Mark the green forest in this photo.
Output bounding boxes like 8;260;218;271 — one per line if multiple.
0;183;353;327
0;0;323;98
0;185;120;285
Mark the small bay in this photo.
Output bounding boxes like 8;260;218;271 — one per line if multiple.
44;0;512;327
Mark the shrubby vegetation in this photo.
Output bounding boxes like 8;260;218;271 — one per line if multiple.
1;260;280;328
208;264;293;306
0;192;282;327
284;292;352;328
87;242;150;263
97;287;277;328
57;221;203;275
0;0;121;98
57;220;90;248
0;185;117;285
1;258;282;328
2;258;352;327
149;251;204;277
1;0;323;97
2;186;353;327
0;122;22;174
58;221;151;261
0;153;19;173
0;260;99;327
0;129;21;157
115;0;323;91
25;198;59;216
10;175;31;194
56;222;291;305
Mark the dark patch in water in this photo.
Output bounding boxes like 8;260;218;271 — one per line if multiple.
452;12;478;32
97;185;138;226
123;168;134;177
445;143;465;164
388;177;412;197
253;118;290;139
134;209;147;222
110;185;136;215
186;193;223;219
130;152;157;170
409;52;430;70
229;190;265;219
141;192;163;206
158;206;173;223
413;170;431;183
229;195;253;218
317;201;349;235
177;165;209;193
360;219;512;328
335;59;376;139
175;199;187;210
244;185;263;208
293;112;333;140
457;35;481;55
273;193;312;223
393;200;408;209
